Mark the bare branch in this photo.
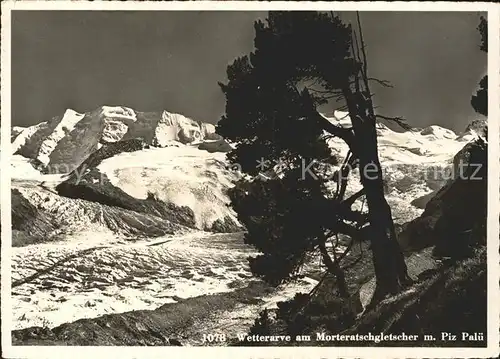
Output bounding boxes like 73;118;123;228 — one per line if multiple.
341;189;365;208
322;95;346;101
376;114;412;131
343;210;369;225
334;150;351;199
356;12;370;88
290;84;357;150
337;238;355;262
368;78;393;88
308;271;329;297
334;106;349;114
335;221;362;239
352;30;361;93
335;151;358;200
348;77;392;91
320;118;356;148
351;29;362;64
308;87;341;95
318;233;349;298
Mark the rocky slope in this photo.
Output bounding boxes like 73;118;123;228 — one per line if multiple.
12;183;190;247
399;137;487;255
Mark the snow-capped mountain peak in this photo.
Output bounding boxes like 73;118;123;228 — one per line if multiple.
12;106;219;173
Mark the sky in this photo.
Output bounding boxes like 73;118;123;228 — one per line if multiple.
12;11;487;132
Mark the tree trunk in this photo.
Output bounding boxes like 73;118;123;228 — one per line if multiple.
359;157;412;304
343;88;412;306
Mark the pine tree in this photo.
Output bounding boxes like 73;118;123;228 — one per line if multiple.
218;11;410;307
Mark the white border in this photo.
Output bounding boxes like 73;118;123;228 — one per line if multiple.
488;6;500;359
1;2;499;359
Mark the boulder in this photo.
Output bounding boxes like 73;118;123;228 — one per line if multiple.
399;138;487;257
197;139;233;153
208;215;243;233
409;190;437;209
11;126;26;141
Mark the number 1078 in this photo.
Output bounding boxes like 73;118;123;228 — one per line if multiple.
202;334;227;343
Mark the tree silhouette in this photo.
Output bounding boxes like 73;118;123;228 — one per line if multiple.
471;16;487;117
218;11;410;308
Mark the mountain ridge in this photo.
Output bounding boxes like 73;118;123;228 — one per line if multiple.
12;105;221;174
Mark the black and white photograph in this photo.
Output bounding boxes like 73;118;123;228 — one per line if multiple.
1;2;499;358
